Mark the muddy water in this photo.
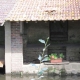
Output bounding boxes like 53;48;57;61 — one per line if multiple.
0;75;80;80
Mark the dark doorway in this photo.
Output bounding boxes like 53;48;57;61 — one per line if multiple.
0;26;5;74
49;21;68;42
48;21;68;60
0;65;5;74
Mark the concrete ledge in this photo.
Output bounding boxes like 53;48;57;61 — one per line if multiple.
44;61;69;65
23;62;80;75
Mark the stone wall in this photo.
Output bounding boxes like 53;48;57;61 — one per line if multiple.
11;22;23;72
23;46;47;63
66;20;80;61
68;20;80;42
66;47;80;61
23;62;80;75
7;20;80;73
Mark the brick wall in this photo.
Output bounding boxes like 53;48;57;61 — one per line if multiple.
23;46;47;63
11;22;23;72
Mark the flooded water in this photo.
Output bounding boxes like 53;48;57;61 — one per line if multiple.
0;75;80;80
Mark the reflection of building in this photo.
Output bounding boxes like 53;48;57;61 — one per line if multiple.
0;0;80;74
5;75;80;80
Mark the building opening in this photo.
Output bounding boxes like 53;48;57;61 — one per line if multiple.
23;21;49;64
48;21;68;60
0;65;5;74
23;20;80;63
0;26;5;74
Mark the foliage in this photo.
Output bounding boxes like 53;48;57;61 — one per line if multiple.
38;37;50;62
59;53;64;59
59;68;67;76
30;37;50;80
30;37;66;80
48;53;64;60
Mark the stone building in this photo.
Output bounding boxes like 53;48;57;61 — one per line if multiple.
0;0;17;73
0;0;80;74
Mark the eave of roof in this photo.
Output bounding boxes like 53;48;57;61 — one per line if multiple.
6;0;80;21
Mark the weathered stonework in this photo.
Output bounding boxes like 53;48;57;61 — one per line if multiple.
11;22;23;72
66;21;80;61
5;20;80;74
23;46;47;63
23;62;80;75
68;21;80;42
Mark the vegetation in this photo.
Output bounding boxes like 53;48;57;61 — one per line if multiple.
48;53;64;60
30;37;50;80
30;37;66;80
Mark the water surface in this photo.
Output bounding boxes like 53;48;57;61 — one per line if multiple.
0;74;80;80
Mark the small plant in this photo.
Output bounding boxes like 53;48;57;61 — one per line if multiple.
48;53;58;60
59;53;64;59
48;53;64;63
30;37;65;80
30;37;50;80
48;53;64;60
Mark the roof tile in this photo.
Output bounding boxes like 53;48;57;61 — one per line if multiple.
5;0;80;21
0;0;17;25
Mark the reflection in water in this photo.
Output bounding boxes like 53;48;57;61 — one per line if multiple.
0;75;79;80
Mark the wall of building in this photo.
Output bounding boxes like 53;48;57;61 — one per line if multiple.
4;20;80;74
23;62;80;74
5;21;23;73
11;22;23;72
66;20;80;61
68;20;80;42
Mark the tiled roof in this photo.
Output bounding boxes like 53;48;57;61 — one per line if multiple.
6;0;80;21
0;0;17;26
